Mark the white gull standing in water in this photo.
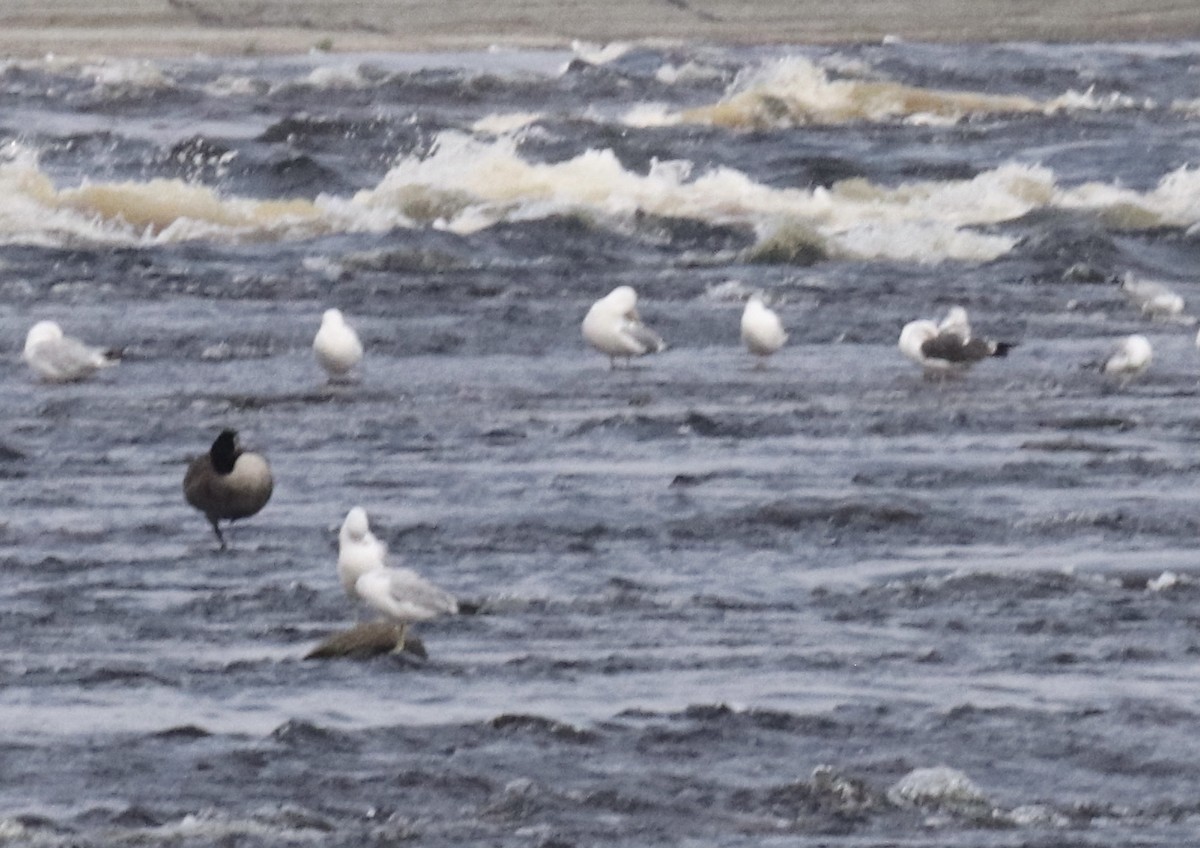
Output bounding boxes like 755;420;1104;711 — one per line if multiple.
313;308;363;381
1120;272;1185;320
337;506;458;651
22;321;119;383
741;294;787;361
898;305;1014;378
582;285;666;367
1102;334;1152;387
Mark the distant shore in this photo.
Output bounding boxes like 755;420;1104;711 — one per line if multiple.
2;0;1199;58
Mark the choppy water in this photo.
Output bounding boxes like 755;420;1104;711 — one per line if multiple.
4;38;1200;846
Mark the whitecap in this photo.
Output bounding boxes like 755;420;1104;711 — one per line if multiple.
887;765;990;811
569;40;634;67
82;59;174;96
1045;86;1152;113
295;65;371;90
654;60;727;86
472;111;543;136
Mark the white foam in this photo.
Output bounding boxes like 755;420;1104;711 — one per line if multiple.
655;61;727;86
679;56;1041;128
621;103;682;128
569;40;634;67
82;59;174;95
295;65;371;90
6;120;1200;267
887;765;989;809
1045;86;1151;113
472;111;543;136
1059;165;1200;229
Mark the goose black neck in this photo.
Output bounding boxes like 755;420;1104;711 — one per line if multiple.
210;430;241;475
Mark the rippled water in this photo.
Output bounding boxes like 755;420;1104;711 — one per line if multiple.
4;39;1200;846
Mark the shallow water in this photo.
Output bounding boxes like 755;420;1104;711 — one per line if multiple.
4;40;1200;846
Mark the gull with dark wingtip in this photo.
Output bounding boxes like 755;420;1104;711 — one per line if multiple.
23;320;120;383
582;285;666;368
899;305;1015;378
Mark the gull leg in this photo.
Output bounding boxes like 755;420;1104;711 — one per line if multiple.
391;623;409;654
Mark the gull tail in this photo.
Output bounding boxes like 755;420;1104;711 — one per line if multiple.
990;341;1016;358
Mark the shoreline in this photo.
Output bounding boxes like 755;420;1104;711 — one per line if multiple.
1;1;1200;59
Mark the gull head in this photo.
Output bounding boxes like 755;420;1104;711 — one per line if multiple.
604;285;639;316
337;506;387;597
341;506;372;544
898;319;938;365
23;320;64;358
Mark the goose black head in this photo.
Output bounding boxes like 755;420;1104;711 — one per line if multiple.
210;429;242;475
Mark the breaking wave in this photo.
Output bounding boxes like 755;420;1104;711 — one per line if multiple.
670;57;1150;129
680;57;1040;128
3;131;1199;262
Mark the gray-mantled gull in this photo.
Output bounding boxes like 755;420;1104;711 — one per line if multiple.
22;320;119;383
1102;334;1152;386
355;566;458;653
1120;272;1185;319
582;285;666;367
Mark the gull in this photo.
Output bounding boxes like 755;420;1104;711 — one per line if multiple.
337;506;457;651
1102;334;1152;387
582;285;666;367
183;429;273;549
313;308;363;381
1120;272;1184;320
741;294;787;361
337;506;388;598
22;320;119;383
355;568;459;654
898;305;1014;378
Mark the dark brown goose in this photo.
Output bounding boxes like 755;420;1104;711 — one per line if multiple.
183;429;273;549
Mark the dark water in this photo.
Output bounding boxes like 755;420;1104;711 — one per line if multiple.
4;40;1200;845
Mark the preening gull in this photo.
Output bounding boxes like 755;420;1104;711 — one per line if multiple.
183;429;273;549
1120;272;1184;319
582;285;666;367
741;294;787;360
22;320;119;383
898;306;1014;377
1102;334;1152;386
313;308;363;380
337;506;388;598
